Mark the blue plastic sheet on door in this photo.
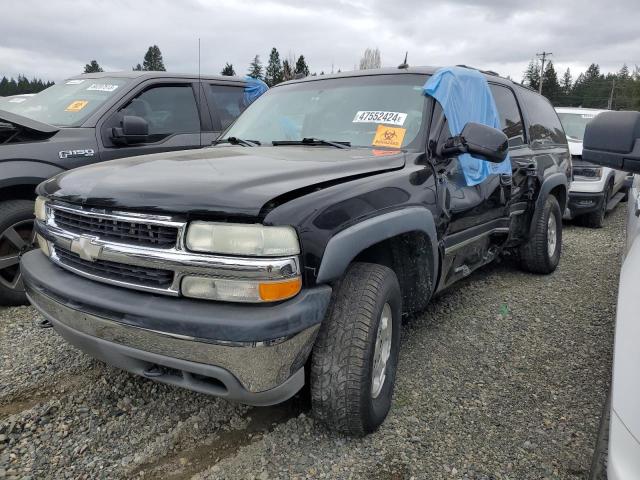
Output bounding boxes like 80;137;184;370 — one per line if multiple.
243;77;268;107
423;67;511;186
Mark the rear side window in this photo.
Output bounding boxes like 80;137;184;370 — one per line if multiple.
121;85;201;136
518;88;566;147
207;85;245;129
489;84;525;147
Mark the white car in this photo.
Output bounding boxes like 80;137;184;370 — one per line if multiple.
556;107;629;227
581;111;640;479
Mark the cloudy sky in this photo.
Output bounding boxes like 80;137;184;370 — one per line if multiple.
1;0;638;83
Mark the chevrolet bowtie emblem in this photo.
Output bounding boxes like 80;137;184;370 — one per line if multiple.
70;236;103;262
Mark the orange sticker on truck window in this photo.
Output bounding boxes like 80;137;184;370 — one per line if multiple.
65;100;88;112
372;125;406;148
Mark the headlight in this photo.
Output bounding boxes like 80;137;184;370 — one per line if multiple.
34;196;48;221
573;166;602;180
181;276;302;303
185;222;300;256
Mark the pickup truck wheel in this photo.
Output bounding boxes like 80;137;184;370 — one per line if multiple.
310;262;401;436
578;180;612;229
519;195;562;274
0;200;36;306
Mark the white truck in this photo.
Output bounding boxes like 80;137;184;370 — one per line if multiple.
581;111;640;479
556;107;630;227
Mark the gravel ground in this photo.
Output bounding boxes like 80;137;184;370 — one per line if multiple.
0;207;624;480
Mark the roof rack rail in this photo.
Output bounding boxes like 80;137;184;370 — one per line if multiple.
455;65;500;77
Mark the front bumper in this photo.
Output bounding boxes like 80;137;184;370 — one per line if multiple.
565;191;605;218
608;410;640;480
21;250;332;405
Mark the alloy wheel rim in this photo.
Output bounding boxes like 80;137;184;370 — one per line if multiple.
371;303;393;399
0;219;36;291
547;214;557;258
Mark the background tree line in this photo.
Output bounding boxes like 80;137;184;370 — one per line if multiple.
522;59;640;109
4;43;640;111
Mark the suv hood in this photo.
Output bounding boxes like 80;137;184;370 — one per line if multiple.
40;146;406;218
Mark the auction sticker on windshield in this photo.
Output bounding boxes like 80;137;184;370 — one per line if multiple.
87;84;119;92
372;125;406;148
65;100;89;112
353;111;407;126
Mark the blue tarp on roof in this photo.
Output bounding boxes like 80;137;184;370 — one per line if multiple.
243;77;268;106
423;66;511;186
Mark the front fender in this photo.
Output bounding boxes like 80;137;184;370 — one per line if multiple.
530;172;568;237
0;160;65;197
316;207;439;290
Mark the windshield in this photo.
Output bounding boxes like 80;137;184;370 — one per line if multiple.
557;112;600;142
223;74;430;150
0;77;130;127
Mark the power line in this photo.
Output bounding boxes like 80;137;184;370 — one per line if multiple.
536;51;552;94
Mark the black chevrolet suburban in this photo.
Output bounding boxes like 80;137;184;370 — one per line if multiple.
0;71;256;304
22;67;570;435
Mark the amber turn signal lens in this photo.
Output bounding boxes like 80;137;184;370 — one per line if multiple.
259;278;302;302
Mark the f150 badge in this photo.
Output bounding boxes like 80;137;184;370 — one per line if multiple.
58;149;95;159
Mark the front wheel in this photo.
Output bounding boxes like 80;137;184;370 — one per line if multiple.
519;195;562;274
310;262;402;436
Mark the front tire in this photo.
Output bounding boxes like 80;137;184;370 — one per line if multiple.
0;200;36;306
310;262;402;436
519;195;562;274
578;181;612;229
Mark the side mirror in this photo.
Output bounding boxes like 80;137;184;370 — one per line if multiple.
111;115;149;145
441;122;508;163
582;111;640;173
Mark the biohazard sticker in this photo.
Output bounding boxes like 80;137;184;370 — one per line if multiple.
353;111;407;126
372;125;406;148
87;83;119;92
65;100;89;112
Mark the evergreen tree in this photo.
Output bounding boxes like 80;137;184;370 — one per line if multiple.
265;48;283;86
294;55;310;77
84;60;103;73
522;59;540;91
221;62;235;76
247;55;263;79
561;68;573;97
282;59;294;81
541;61;561;104
141;45;166;71
0;75;54;96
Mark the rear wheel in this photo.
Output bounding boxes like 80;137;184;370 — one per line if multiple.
519;195;562;274
310;262;402;436
0;200;37;306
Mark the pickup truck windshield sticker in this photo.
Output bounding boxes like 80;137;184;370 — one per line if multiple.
58;149;95;159
8;98;26;103
372;125;406;148
87;84;119;92
581;114;595;119
353;111;407;126
65;79;85;85
65;100;89;112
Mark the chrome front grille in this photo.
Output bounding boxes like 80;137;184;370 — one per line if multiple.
38;202;301;297
52;206;179;248
54;247;174;289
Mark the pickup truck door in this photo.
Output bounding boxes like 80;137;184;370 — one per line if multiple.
96;81;212;161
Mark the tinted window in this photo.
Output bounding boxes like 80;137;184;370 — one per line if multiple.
518;88;566;146
121;85;200;135
490;84;525;147
207;85;245;129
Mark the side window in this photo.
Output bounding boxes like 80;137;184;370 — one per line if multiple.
207;85;245;130
518;88;567;147
121;85;200;136
489;84;525;147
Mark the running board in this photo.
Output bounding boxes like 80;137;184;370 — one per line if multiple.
607;192;625;212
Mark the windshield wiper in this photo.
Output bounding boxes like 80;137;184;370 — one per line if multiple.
272;137;350;149
212;136;260;147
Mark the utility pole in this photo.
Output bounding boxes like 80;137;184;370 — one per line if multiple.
607;78;616;110
536;51;552;94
